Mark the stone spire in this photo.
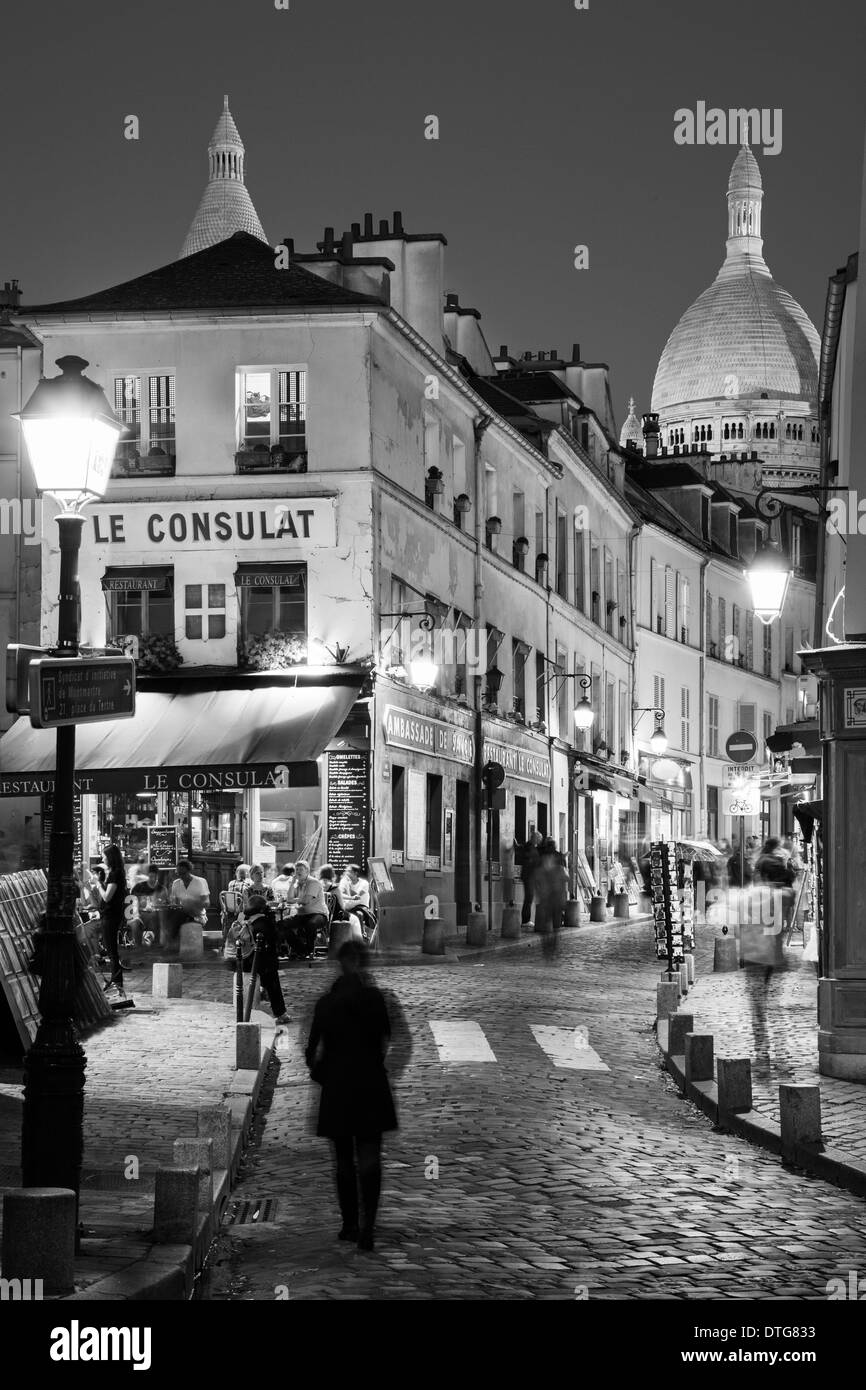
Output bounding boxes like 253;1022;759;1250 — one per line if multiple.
180;96;268;258
619;396;643;449
721;132;768;278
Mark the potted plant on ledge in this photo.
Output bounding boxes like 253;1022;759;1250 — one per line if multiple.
238;632;308;671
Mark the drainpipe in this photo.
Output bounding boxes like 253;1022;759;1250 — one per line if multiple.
698;556;709;837
15;344;23;643
473;414;492;907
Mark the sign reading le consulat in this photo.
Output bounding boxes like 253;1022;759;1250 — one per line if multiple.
88;498;336;549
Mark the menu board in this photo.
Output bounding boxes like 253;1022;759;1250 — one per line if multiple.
147;825;179;870
326;752;370;875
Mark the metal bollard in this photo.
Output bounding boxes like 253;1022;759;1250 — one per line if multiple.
235;943;244;1022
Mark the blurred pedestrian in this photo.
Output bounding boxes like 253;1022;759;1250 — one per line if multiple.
167;861;210;950
534;839;568;949
244;894;289;1025
520;829;542;927
305;942;398;1251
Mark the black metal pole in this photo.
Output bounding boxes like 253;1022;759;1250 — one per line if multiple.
486;801;493;932
21;512;86;1218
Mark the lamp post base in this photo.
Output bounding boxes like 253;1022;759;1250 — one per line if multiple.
22;1021;87;1200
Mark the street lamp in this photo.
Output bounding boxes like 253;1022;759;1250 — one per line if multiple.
573;675;595;731
633;706;667;753
13;356;122;1213
746;539;791;625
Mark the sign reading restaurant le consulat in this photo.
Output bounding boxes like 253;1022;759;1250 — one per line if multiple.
86;499;337;549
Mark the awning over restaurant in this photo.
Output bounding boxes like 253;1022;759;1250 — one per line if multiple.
0;676;364;796
101;566;173;592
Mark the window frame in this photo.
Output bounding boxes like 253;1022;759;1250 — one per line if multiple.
236;364;307;456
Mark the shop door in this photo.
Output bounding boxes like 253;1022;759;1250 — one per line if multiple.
455;780;471;926
537;802;548;838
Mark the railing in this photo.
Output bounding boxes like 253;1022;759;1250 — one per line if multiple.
235;444;308;474
112;443;176;477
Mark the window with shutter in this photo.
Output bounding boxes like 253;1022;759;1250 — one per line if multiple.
706;593;714;654
738;702;756;733
680;686;690;750
653;674;666;712
708;695;719;757
718;597;726;652
664;567;675;637
745;611;754;670
731;604;741;663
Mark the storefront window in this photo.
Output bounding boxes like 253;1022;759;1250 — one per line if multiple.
237;565;307;667
105;582;174;639
184;792;242;855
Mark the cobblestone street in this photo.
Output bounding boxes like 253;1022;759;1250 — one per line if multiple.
200;921;866;1301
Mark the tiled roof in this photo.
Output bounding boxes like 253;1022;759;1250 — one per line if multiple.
493;371;575;402
20;233;385;316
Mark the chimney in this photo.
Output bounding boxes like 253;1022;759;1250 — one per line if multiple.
537;351;546;361
499;344;508;357
571;343;581;362
340;231;354;260
379;218;389;235
642;412;660;460
392;210;404;235
445;293;459;309
550;349;558;361
364;213;374;237
351;222;361;238
281;238;294;260
323;227;335;254
523;351;533;361
0;280;22;310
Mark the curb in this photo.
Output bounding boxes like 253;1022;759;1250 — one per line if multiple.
656;1017;866;1202
60;1005;277;1302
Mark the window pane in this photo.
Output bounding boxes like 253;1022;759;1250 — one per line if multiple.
208;584;226;609
244;371;272;444
245;588;274;636
277;585;305;634
148;592;174;636
148;375;175;448
186;615;203;640
113;592;143;637
186;585;202;610
208;615;226;640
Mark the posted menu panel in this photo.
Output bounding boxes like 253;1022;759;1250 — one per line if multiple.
326;752;370;876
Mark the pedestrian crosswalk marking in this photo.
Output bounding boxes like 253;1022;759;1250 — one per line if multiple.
428;1020;497;1062
530;1025;610;1072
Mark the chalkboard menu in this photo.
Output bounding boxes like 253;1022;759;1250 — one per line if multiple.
147;825;179;870
326;752;370;874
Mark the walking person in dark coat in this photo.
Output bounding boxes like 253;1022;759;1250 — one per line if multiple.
304;941;398;1251
520;829;543;926
243;895;290;1025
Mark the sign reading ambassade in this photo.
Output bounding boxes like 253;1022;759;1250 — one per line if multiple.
86;499;337;549
383;706;474;765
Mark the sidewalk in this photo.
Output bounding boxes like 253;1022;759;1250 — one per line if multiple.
0;977;275;1299
660;927;866;1187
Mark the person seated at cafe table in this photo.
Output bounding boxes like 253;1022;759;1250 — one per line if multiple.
286;859;327;958
271;863;296;900
242;862;274;908
129;863;169;947
338;863;370;913
166;860;211;950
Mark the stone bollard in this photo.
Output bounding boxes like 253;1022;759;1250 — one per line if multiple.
1;1188;76;1294
153;1167;200;1245
717;1058;753;1114
613;891;630;920
589;895;606;923
197;1103;231;1173
661;969;683;996
422;917;446;954
666;1013;694;1056
656;981;680;1022
328;919;352;957
564;899;582;928
466;911;487;948
153;962;183;998
499;906;521;941
173;1138;214;1213
236;1021;261;1070
179;922;204;960
779;1084;822;1154
685;1034;714;1083
679;966;689;997
713;937;740;973
684;954;695;984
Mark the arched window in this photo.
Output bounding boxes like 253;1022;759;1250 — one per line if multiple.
769;423;775;439
707;425;712;440
724;424;730;440
737;423;744;439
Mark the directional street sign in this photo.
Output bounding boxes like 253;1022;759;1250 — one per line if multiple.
28;657;136;730
725;729;758;764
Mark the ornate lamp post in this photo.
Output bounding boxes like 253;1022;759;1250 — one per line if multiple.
13;356;122;1211
633;706;668;754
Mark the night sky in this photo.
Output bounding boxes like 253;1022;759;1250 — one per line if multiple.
2;0;864;426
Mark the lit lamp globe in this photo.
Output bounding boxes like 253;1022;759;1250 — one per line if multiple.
573;697;594;730
15;356;122;509
409;656;438;689
650;723;668;754
746;541;791;625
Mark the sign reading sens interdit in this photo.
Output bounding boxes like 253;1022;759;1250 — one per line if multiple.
88;499;336;549
383;706;475;765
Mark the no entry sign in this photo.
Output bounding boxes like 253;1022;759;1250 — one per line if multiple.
725;730;758;764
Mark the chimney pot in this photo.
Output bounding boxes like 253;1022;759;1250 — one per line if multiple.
341;231;353;259
572;343;581;361
445;293;458;308
323;226;335;252
282;238;294;258
351;222;361;238
550;349;558;361
523;351;533;361
379;218;389;235
499;345;508;357
392;210;404;234
364;213;374;237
